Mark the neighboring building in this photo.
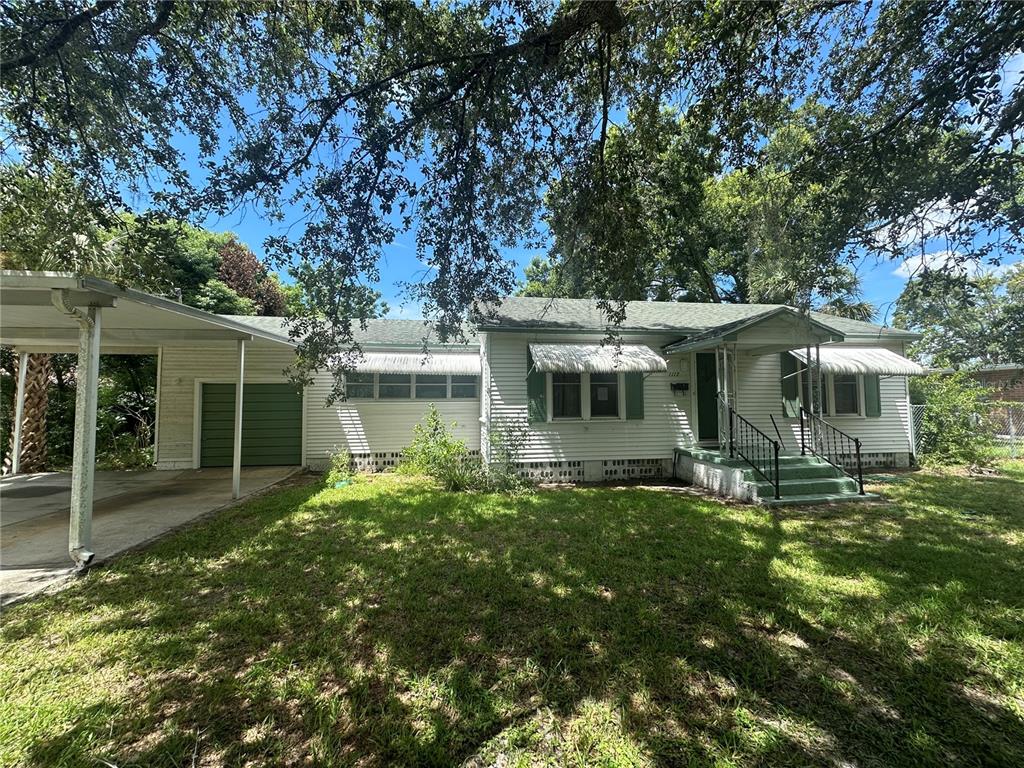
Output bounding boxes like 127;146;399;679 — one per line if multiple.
3;273;926;505
970;364;1024;402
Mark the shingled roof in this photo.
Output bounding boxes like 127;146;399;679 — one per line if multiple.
224;297;916;348
474;297;917;340
221;316;479;348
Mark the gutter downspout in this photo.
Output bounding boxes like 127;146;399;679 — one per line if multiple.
51;288;105;568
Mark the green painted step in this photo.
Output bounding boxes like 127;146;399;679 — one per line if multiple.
754;476;860;498
742;463;843;482
677;447;829;468
675;446;871;506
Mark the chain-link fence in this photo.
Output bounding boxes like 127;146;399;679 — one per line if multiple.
910;404;926;457
989;402;1024;459
911;401;1023;460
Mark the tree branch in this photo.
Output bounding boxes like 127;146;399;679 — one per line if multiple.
269;0;626;184
2;0;117;72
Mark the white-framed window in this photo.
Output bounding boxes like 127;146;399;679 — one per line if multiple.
344;372;375;399
414;374;447;399
589;373;620;418
546;372;626;421
832;374;860;415
799;367;863;416
552;373;582;419
450;374;478;399
379;373;412;399
342;373;481;401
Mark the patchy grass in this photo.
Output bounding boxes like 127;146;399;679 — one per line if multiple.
2;465;1023;767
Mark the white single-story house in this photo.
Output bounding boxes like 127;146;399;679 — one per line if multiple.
3;271;924;562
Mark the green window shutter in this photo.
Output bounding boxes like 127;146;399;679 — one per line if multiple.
780;353;800;417
864;374;882;417
625;372;645;420
526;349;547;424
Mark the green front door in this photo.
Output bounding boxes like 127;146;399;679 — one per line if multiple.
200;383;302;467
695;353;718;442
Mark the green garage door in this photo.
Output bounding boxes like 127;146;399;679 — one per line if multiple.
200;383;302;467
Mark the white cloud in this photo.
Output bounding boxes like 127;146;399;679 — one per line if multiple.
873;198;977;252
894;250;1014;279
383;300;425;320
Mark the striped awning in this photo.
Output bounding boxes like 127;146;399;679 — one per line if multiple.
791;347;925;376
529;343;667;374
353;352;481;374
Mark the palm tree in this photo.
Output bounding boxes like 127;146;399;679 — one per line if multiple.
4;353;51;473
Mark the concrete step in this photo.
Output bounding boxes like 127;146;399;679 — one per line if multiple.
754;476;860;498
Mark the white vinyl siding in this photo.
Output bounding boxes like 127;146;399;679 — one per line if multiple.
484;331;693;462
155;331;911;473
304;371;480;467
733;343;912;455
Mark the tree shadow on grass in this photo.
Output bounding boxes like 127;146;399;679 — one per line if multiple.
4;474;1023;766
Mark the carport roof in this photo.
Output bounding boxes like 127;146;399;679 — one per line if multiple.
1;271;296;353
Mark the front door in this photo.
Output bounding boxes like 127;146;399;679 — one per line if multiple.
695;353;718;442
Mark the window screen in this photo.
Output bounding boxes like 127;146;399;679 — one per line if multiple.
833;374;859;414
415;374;448;399
552;373;582;418
451;375;478;399
345;372;374;399
378;373;412;399
589;373;619;417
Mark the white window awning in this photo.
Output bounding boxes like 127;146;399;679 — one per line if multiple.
791;347;925;376
352;352;481;375
529;343;667;374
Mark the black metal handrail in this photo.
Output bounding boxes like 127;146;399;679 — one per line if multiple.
722;397;781;499
769;413;786;450
799;406;865;494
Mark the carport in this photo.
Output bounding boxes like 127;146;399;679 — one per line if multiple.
1;270;297;568
1;465;296;604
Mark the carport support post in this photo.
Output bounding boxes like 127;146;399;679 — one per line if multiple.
69;307;101;568
232;339;246;499
11;351;28;474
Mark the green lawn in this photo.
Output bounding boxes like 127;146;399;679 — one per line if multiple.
2;464;1023;767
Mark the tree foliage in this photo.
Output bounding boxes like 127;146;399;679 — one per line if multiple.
3;1;1022;385
217;238;288;316
895;264;1024;367
0;164;167;285
529;104;883;319
913;371;995;467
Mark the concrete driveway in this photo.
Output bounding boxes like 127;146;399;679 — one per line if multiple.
1;466;297;605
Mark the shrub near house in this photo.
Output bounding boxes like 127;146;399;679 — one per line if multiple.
913;371;994;466
400;405;480;491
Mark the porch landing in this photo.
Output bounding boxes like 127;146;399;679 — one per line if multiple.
673;447;880;506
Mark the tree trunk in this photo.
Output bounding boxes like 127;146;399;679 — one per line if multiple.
4;353;51;473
